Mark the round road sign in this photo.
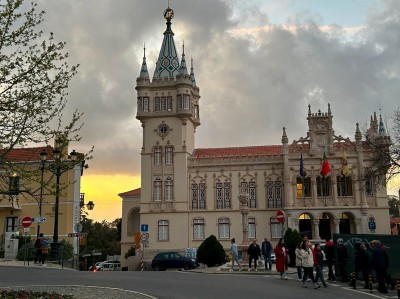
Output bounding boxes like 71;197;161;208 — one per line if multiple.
276;210;285;223
21;216;32;228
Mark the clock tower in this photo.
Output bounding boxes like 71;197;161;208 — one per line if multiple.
135;7;200;238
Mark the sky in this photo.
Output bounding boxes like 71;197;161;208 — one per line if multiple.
31;0;400;222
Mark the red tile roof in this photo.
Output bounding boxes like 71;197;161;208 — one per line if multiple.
2;145;55;163
193;145;283;158
119;188;141;197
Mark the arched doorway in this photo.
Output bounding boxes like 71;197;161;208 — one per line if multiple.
298;213;312;239
127;208;140;236
339;213;351;234
318;213;332;240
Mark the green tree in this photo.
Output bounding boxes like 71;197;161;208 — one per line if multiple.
196;235;226;267
388;195;400;217
0;0;92;200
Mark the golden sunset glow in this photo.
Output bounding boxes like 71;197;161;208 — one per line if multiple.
81;174;141;222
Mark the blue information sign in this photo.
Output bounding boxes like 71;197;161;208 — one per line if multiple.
140;224;149;232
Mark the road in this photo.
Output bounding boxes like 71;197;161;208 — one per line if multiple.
0;267;391;299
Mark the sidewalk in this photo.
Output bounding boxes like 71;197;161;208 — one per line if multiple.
0;258;69;270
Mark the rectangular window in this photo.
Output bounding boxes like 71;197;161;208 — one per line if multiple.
218;218;230;239
161;96;167;111
177;95;182;109
337;176;353;196
155;97;160;112
224;182;231;209
165;179;173;201
296;177;311;198
154;147;162;165
317;177;331;196
216;183;223;209
192;184;198;209
143;97;149;112
266;181;274;208
158;220;169;241
194;105;199;118
154;179;162;201
249;182;256;208
193;219;205;240
167;96;173;111
6;217;18;232
165;147;173;165
270;218;283;238
183;95;190;110
275;181;282;208
199;183;206;209
137;97;142;112
365;177;373;197
248;217;256;239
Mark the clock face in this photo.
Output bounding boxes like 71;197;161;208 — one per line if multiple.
157;124;170;137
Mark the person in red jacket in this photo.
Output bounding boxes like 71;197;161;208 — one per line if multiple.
275;238;288;280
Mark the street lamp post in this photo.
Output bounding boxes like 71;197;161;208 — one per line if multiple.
37;150;47;238
50;148;78;260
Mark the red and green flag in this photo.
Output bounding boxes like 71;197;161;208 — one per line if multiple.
320;149;331;177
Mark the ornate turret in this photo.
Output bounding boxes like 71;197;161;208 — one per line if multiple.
138;44;149;80
153;7;180;79
307;104;334;156
190;57;197;87
179;43;188;76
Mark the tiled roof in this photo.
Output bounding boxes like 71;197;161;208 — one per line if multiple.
119;188;141;197
2;145;54;163
193;145;283;158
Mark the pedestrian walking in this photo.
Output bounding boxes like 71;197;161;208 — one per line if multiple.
34;233;44;264
261;237;273;271
275;238;288;280
229;238;242;272
300;240;319;289
354;242;371;289
336;238;348;282
295;241;303;280
247;239;261;271
371;240;389;294
313;243;327;287
40;236;49;266
324;238;336;282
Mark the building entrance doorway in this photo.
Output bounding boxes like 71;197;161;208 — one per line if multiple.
339;213;351;234
299;213;312;239
319;213;331;240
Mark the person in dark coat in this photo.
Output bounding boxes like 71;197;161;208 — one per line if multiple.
371;240;389;294
247;239;261;271
261;237;273;271
354;242;371;289
275;238;289;280
336;238;348;282
324;238;336;281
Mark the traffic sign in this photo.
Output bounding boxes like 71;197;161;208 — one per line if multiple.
134;232;141;242
141;233;149;241
140;224;149;232
74;223;83;233
276;210;285;223
134;242;141;249
21;216;32;228
68;232;88;237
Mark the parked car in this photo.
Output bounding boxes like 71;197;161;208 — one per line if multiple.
151;251;199;271
89;260;121;272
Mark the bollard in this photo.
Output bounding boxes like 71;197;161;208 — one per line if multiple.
369;274;373;293
351;272;356;289
141;257;144;271
396;279;400;299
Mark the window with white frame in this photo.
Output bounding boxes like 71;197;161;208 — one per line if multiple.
218;218;230;239
154;178;162;201
270;218;283;238
248;217;256;239
143;97;149;112
194;105;199;118
165;177;173;201
167;96;173;111
158;220;169;241
154;147;162;165
193;218;205;240
216;182;231;209
183;95;190;110
165;146;173;165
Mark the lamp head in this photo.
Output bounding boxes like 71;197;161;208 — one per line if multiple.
40;150;47;161
86;201;95;210
70;150;78;161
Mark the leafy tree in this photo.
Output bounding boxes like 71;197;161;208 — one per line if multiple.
196;235;226;267
283;228;302;267
124;246;136;259
0;0;92;203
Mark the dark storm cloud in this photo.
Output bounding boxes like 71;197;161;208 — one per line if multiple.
36;0;399;176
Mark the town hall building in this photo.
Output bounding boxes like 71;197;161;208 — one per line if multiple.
119;6;391;264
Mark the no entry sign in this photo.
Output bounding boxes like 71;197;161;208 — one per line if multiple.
21;216;32;228
276;210;285;223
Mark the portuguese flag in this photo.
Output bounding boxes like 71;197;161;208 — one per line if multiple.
320;149;331;177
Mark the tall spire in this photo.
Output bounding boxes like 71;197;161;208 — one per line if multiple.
139;43;149;79
153;7;180;79
179;42;188;75
190;56;197;87
379;110;386;136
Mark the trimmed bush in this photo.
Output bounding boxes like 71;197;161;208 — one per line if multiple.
196;235;226;267
284;228;302;267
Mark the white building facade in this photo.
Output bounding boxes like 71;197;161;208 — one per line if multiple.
120;7;390;263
